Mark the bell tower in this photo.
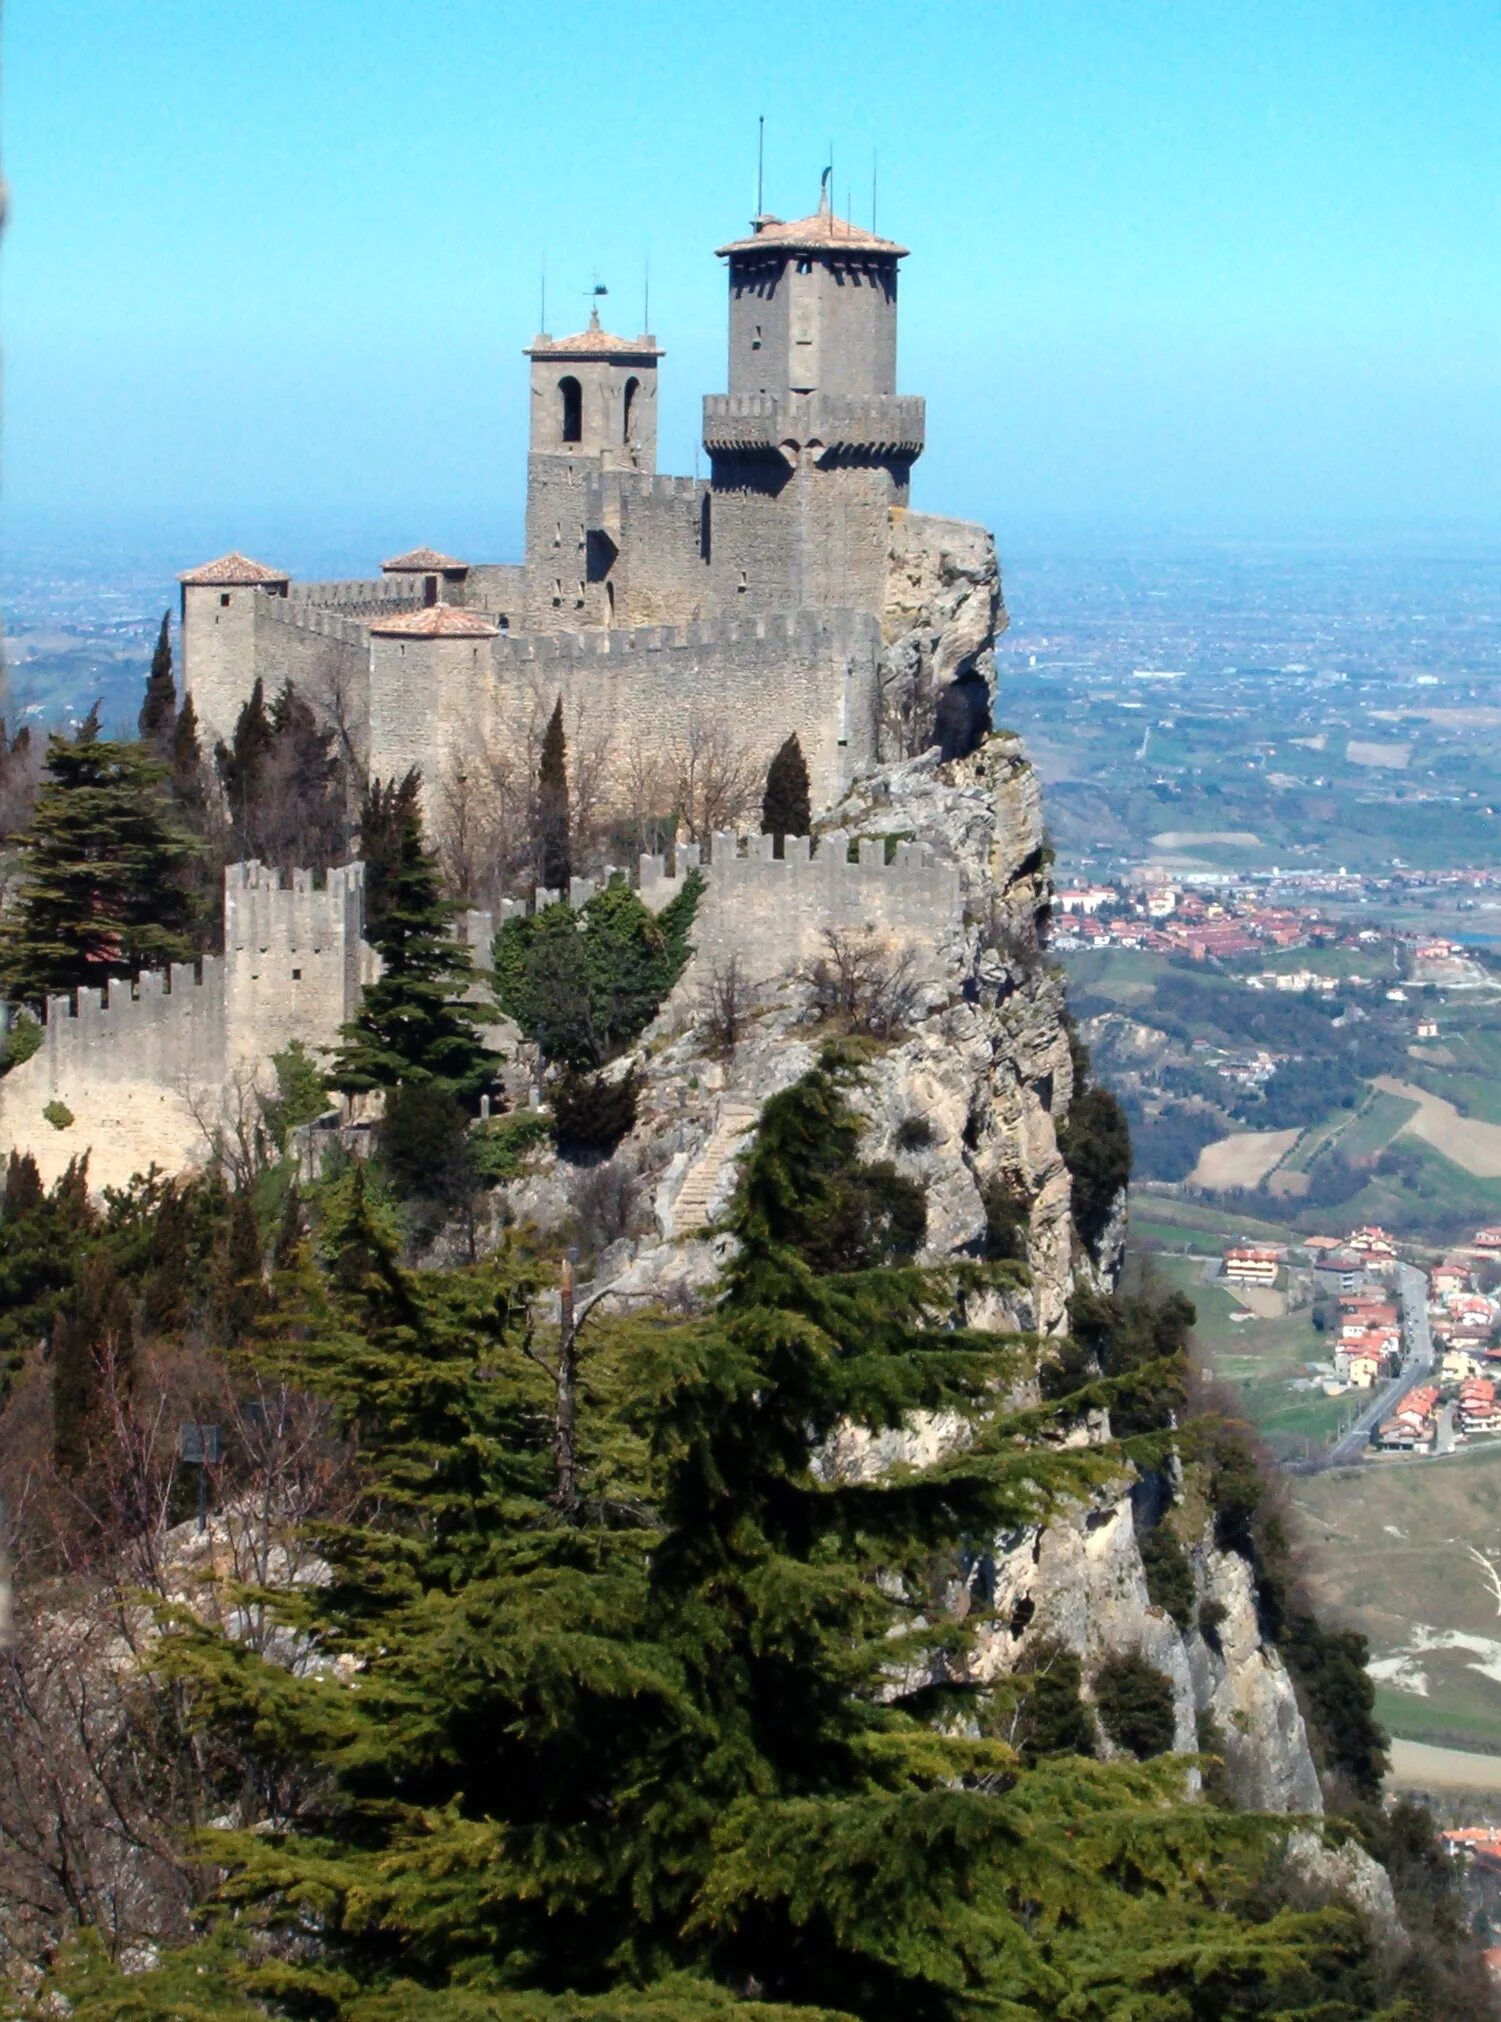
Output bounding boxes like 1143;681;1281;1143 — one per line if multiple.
703;182;925;612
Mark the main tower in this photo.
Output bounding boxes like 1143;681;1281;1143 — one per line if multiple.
703;181;925;612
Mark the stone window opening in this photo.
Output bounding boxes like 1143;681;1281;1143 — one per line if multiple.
559;375;583;444
220;592;230;607
422;574;438;607
291;967;302;982
622;375;639;443
737;568;747;595
751;324;762;351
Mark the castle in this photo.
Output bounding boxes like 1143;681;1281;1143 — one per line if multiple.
176;184;992;812
0;189;1004;1192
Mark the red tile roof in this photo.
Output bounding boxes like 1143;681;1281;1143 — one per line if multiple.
368;603;499;639
716;204;908;259
525;307;663;360
178;551;288;586
381;547;468;573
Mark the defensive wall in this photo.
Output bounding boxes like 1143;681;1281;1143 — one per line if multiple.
461;829;962;998
0;864;367;1191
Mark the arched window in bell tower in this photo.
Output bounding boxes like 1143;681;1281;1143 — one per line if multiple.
559;376;582;445
622;376;640;444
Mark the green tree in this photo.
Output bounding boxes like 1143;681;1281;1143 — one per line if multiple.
761;731;811;841
170;692;209;821
1012;1641;1097;1764
51;1247;133;1479
329;792;496;1105
56;1057;1379;2021
494;874;703;1069
537;694;571;891
0;712;199;1008
1092;1648;1178;1760
358;769;423;940
216;680;274;860
138;611;176;757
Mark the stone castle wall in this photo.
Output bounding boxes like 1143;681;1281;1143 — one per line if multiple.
368;607;883;812
462;830;963;998
0;864;366;1190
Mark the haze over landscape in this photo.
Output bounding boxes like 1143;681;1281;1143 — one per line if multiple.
6;3;1501;2016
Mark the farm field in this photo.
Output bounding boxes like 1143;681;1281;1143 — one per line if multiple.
1189;1127;1301;1190
1375;1075;1501;1178
1144;1252;1343;1461
1293;1446;1501;1756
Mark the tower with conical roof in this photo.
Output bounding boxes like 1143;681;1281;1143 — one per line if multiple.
703;180;925;613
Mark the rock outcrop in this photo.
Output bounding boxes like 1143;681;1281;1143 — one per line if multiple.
880;510;1007;757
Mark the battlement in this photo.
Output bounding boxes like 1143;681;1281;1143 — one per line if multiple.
484;605;880;673
224;859;366;959
290;576;420;615
39;957;227;1092
702;393;925;456
593;471;706;508
258;598;374;649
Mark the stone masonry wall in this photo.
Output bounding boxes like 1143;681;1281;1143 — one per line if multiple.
0;863;366;1191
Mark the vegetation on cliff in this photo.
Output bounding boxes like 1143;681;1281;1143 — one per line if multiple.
1;1053;1490;2018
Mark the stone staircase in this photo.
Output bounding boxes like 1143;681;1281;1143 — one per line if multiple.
668;1100;760;1236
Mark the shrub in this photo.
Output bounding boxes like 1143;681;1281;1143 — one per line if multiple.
894;1114;935;1153
43;1099;73;1131
1197;1596;1229;1647
695;954;761;1059
551;1065;641;1159
378;1081;478;1213
802;928;921;1040
796;1158;927;1273
1093;1648;1178;1759
471;1110;551;1185
1058;1081;1131;1250
1013;1640;1096;1765
260;1039;330;1151
0;1012;42;1078
1139;1520;1196;1631
567;1155;644;1260
980;1180;1029;1262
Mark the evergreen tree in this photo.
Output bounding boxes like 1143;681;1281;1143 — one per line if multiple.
760;731;811;840
101;1050;1362;2022
329;790;496;1105
216;680;273;860
138;611;177;756
170;693;210;822
537;694;571;891
494;873;703;1069
51;1248;132;1479
0;713;199;1008
265;680;345;871
358;769;423;939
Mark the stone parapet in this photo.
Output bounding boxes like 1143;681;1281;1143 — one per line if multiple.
485;605;879;673
702;393;925;458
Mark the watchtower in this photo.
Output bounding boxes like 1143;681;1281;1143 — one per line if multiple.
523;309;664;622
703;183;925;613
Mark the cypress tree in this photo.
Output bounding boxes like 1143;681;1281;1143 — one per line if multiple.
358;769;423;939
0;712;199;1008
760;731;811;840
138;610;177;756
537;694;571;891
216;679;273;860
169;692;210;823
265;680;346;872
51;1248;132;1479
329;790;496;1106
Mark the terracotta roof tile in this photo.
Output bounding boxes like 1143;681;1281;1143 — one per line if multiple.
716;204;907;259
178;551;288;586
525;307;663;360
381;547;469;572
368;603;499;639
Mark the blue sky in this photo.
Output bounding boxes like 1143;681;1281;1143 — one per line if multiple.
4;0;1499;572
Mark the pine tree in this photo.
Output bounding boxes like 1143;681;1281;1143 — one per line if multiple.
265;680;345;871
0;713;200;1007
329;790;496;1105
537;694;571;891
138;611;177;756
760;731;811;840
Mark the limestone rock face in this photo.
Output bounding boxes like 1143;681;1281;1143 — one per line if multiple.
1188;1547;1324;1814
880;511;1007;757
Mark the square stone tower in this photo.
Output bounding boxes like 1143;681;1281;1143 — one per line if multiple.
523;310;664;625
703;183;925;614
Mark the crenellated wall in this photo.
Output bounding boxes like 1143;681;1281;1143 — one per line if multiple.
0;863;368;1190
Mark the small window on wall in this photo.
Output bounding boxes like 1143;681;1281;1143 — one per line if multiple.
291;968;302;982
423;575;438;607
220;592;230;607
559;375;583;444
623;376;639;442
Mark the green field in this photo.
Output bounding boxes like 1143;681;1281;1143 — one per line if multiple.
1130;1193;1297;1247
1143;1253;1344;1460
1329;1088;1420;1162
1294;1446;1501;1754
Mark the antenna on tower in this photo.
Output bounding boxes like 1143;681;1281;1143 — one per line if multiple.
643;256;650;333
872;150;878;234
540;257;547;332
756;113;764;215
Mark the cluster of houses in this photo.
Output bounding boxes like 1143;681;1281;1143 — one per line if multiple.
1054;884;1319;961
